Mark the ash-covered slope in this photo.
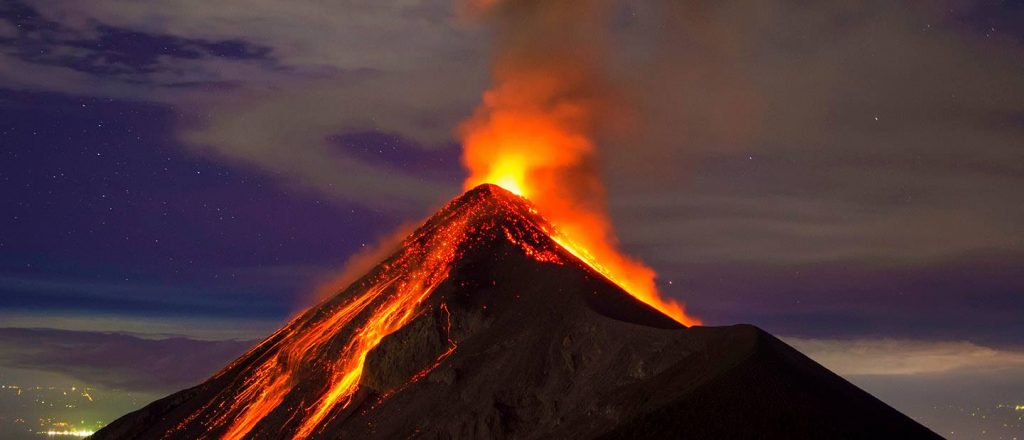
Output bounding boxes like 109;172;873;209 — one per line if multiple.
93;184;938;440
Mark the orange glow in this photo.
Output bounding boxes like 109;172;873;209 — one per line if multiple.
218;210;468;440
466;157;700;326
459;12;700;327
171;189;561;439
218;278;390;440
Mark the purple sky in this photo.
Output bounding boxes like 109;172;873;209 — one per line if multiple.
1;1;1023;437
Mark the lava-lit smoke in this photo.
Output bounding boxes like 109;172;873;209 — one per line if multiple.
459;0;699;325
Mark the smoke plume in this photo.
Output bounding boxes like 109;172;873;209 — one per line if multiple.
458;0;698;325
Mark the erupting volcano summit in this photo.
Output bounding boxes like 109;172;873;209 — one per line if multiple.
93;185;938;439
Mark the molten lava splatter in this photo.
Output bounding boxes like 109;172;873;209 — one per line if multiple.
459;0;700;327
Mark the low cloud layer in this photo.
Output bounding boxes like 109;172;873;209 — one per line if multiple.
790;336;1024;438
788;337;1024;376
0;328;254;392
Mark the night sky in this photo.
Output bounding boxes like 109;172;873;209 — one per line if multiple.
1;1;1023;438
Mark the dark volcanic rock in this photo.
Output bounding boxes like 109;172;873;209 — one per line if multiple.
92;184;939;439
360;311;449;393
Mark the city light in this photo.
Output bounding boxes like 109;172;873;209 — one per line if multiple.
45;429;95;437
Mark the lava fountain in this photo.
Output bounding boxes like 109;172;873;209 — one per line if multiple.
459;0;699;326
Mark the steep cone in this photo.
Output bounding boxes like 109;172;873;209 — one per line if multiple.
93;185;938;439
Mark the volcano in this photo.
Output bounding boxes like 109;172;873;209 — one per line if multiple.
92;184;938;439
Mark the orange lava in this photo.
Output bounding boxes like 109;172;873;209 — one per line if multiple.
167;184;694;439
169;201;489;439
220;278;393;440
172;188;577;439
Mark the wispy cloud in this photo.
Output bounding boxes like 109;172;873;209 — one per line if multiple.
787;337;1024;376
1;0;486;209
605;1;1024;266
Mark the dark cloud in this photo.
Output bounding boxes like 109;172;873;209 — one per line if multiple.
0;328;254;392
0;1;273;77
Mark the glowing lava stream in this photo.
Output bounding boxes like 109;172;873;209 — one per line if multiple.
199;211;474;440
174;183;692;439
217;277;398;440
292;274;450;438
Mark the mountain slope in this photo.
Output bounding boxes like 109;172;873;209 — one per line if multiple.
92;184;939;439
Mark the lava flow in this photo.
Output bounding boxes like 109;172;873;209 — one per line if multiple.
164;186;576;439
223;213;470;440
92;183;938;440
